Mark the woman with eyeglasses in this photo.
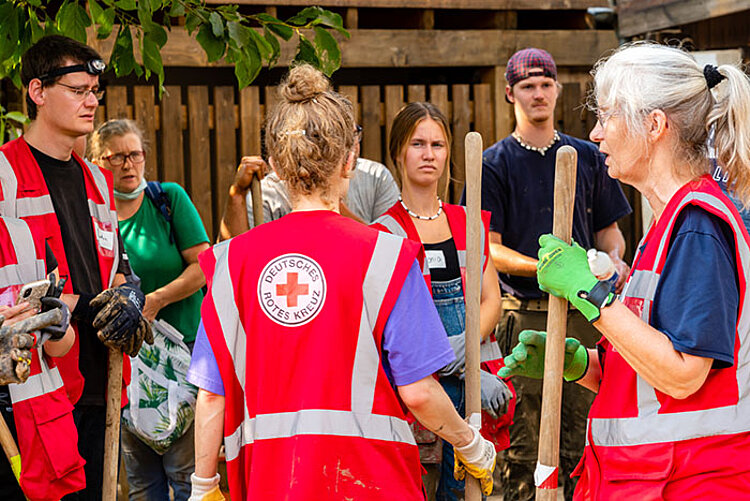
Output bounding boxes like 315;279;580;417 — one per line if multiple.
88;119;210;501
373;102;512;501
501;42;750;499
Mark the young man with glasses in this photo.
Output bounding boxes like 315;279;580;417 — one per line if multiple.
0;35;152;500
460;48;632;501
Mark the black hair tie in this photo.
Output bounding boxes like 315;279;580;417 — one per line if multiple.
703;64;726;89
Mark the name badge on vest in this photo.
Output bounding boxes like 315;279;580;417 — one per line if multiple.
95;222;114;252
425;250;447;269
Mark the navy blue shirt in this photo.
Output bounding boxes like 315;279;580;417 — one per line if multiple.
462;134;631;299
650;205;738;367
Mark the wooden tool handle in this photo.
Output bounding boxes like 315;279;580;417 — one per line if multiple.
536;145;578;500
102;348;123;501
250;174;264;227
464;131;483;500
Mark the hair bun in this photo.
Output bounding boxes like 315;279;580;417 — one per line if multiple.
280;64;331;103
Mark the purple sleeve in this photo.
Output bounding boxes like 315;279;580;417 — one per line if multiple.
186;321;225;395
382;260;455;386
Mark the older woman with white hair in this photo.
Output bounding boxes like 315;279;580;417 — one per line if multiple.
500;42;750;499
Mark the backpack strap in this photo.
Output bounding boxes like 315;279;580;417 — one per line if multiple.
144;181;176;244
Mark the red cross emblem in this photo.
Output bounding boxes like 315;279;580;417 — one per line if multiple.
275;272;309;307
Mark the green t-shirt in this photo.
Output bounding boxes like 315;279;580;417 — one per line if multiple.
119;182;209;342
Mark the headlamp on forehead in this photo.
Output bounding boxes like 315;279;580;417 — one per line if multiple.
36;59;106;81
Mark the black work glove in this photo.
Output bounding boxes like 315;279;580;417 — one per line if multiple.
0;317;35;384
39;297;71;341
437;332;466;377
90;284;153;357
480;370;513;419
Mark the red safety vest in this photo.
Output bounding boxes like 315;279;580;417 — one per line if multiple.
0;216;86;500
372;202;514;450
200;210;425;500
574;176;750;500
0;137;128;405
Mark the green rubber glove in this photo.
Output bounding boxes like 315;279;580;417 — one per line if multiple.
537;234;613;322
497;330;589;382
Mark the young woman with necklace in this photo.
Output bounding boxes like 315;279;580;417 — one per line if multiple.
373;102;512;501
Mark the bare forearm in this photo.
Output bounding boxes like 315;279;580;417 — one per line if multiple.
594;223;626;258
576;349;601;393
479;263;502;341
149;263;206;309
219;189;250;241
489;242;537;277
194;390;225;477
594;301;712;398
398;376;473;447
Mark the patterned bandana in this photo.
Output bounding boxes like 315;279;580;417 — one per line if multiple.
505;48;557;87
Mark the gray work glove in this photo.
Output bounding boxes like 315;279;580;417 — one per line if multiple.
480;369;512;419
91;284;153;357
437;332;466;377
39;297;70;342
0;316;35;384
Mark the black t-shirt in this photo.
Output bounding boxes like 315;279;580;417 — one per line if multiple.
30;145;129;405
461;133;632;299
423;238;461;283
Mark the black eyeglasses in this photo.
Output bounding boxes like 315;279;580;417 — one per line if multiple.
55;82;105;101
355;124;363;143
103;150;145;167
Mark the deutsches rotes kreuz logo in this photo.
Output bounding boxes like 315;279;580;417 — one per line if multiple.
258;253;327;326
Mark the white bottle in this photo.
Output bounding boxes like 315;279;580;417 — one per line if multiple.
587;249;618;287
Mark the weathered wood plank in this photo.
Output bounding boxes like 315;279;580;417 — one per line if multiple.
338;86;360;124
618;0;750;37
133;86;158;179
473;84;493;150
161;86;184;184
187;86;213;237
105;86;128;120
491;66;514;142
384;85;404;179
361;86;382;163
205;0;609;8
429;85;450;201
408;85;426;102
451;84;471;203
265;86;279;118
214;86;237;238
89;29;617;68
239;86;261;156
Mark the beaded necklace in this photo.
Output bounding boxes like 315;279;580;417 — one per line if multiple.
512;130;560;156
399;196;443;221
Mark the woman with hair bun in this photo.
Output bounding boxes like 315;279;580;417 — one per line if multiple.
373;102;512;501
187;65;498;500
501;42;750;498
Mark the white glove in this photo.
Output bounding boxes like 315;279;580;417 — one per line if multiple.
453;424;497;495
188;473;225;501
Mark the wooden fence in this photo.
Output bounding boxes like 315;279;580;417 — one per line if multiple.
96;72;598;240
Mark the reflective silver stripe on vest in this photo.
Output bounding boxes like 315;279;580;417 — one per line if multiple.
84;160;120;286
8;347;64;403
0;217;45;287
224;408;415;461
0;152;18;217
480;338;502;362
591;191;750;447
352;232;401;414
16;194;55;218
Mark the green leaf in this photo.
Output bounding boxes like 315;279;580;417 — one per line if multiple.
110;26;141;77
263;26;281;68
293;35;320;68
148;0;163;12
313;9;348;37
90;2;116;39
5;112;29;124
57;2;91;44
234;43;261;89
27;0;42;7
185;11;202;34
313;26;341;76
168;2;185;17
28;9;45;42
256;14;293;41
138;0;159;32
209;11;224;38
0;4;20;62
249;29;273;61
145;24;168;48
196;24;225;62
226;21;250;49
115;0;137;10
286;6;323;26
142;36;164;89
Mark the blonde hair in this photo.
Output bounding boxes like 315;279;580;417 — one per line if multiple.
591;42;750;205
264;64;355;203
87;118;147;162
388;102;451;188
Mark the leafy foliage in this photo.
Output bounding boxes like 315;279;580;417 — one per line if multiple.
0;1;349;138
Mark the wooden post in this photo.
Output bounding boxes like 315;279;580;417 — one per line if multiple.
250;175;264;227
102;348;123;501
464;131;483;501
536;145;577;500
